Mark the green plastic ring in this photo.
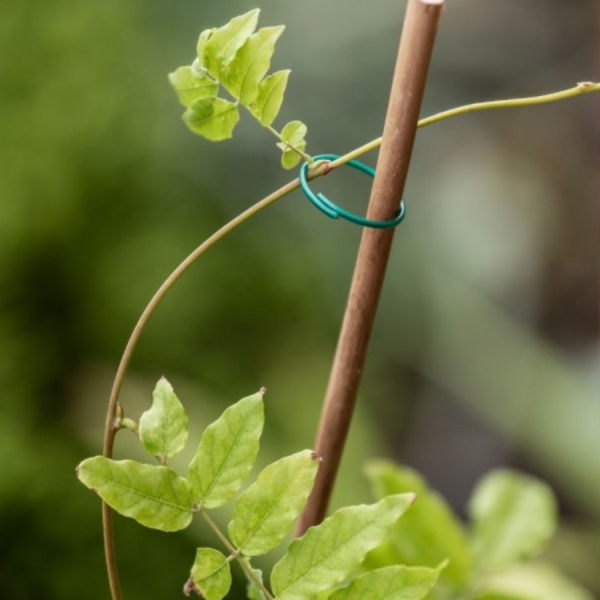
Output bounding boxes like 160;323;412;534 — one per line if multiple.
299;154;406;229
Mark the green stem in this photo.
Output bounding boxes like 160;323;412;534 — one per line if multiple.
100;81;599;600
326;81;600;170
199;509;275;600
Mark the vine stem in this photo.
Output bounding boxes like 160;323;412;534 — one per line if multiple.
100;81;599;600
199;508;275;600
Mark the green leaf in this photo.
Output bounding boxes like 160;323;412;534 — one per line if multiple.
196;27;216;69
476;562;595;600
271;494;415;600
169;66;218;108
183;97;240;142
469;470;557;570
329;564;445;600
229;450;320;556
204;9;260;79
249;70;290;126
189;390;264;508
226;26;285;105
245;568;267;600
138;377;189;461
184;548;231;600
365;461;473;589
76;457;195;532
278;120;307;169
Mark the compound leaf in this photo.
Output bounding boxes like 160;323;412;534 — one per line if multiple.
169;66;218;108
278;120;307;169
139;377;188;461
226;26;285;105
189;390;264;508
229;450;320;556
204;9;259;79
329;564;445;600
184;548;232;600
76;457;195;532
365;460;473;589
469;470;557;570
271;494;415;600
249;70;290;126
183;96;240;141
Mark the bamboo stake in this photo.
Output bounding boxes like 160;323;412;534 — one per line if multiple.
297;0;445;535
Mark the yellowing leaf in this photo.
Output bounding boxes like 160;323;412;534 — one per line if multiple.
184;548;231;600
183;97;240;141
189;390;264;508
226;26;285;105
204;10;259;79
76;457;195;532
228;450;320;556
249;70;290;126
271;494;415;600
139;377;188;460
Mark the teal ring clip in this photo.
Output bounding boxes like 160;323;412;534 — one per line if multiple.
299;153;406;229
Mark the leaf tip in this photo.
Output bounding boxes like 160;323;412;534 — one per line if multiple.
258;386;267;397
408;492;418;505
310;451;322;463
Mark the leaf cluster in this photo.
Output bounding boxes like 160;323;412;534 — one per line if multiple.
365;461;590;600
77;378;442;599
169;10;308;169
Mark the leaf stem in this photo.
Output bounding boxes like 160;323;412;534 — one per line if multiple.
100;81;599;600
199;509;275;600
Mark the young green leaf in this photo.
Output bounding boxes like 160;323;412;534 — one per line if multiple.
189;390;264;508
245;568;267;600
469;469;557;570
184;548;232;600
225;26;286;105
76;457;195;532
271;494;415;600
329;564;445;600
139;377;188;461
196;27;216;69
476;562;595;600
278;120;307;169
249;70;290;126
169;66;218;108
183;97;240;141
228;450;320;556
365;461;473;589
204;9;260;79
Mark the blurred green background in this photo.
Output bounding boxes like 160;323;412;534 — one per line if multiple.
0;0;597;597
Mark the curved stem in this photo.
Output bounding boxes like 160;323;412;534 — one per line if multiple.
100;81;600;600
101;179;300;600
